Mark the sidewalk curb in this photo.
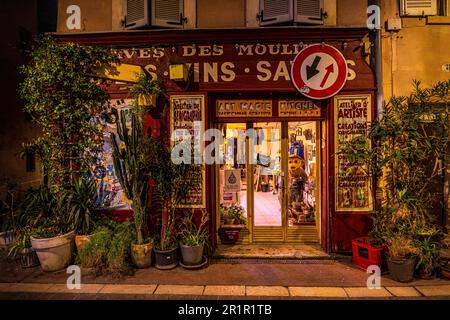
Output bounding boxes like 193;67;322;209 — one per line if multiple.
0;283;448;299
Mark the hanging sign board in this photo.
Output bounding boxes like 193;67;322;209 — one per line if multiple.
216;100;272;118
334;94;373;212
291;44;348;100
224;169;241;192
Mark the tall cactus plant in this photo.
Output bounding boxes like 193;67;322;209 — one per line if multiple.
111;108;149;245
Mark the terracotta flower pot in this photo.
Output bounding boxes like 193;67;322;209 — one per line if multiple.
131;242;153;269
75;235;91;253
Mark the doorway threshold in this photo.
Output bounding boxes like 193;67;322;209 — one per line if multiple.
213;244;331;260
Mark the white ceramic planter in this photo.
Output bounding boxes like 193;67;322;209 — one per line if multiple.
30;231;75;272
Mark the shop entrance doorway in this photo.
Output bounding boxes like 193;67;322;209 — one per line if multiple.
217;121;321;243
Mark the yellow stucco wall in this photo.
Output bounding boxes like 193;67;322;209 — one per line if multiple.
56;0;368;31
381;0;450;97
57;0;113;32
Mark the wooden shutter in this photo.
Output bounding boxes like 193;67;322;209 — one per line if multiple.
151;0;184;28
124;0;149;29
400;0;437;16
259;0;293;26
294;0;323;24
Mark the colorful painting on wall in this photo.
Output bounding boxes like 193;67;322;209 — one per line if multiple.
93;99;133;210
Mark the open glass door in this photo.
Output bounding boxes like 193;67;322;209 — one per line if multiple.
217;123;250;242
286;121;321;243
216;121;320;244
251;122;284;242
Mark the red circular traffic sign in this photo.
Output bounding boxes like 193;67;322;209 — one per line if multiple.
291;44;348;100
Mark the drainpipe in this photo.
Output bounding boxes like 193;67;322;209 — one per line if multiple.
373;0;384;119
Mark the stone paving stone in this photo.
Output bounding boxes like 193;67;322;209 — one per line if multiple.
288;286;348;298
246;286;290;297
203;285;245;296
99;284;157;295
46;284;105;294
415;285;450;297
0;283;55;293
344;287;392;298
386;287;422;297
154;285;204;295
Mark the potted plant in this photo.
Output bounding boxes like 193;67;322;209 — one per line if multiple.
154;217;179;270
179;209;209;267
66;175;100;252
111;106;154;268
18;35;119;272
219;203;247;244
340;80;450;280
146;138;199;270
413;228;442;279
386;235;419;282
21;186;75;272
7;228;40;269
77;220;134;276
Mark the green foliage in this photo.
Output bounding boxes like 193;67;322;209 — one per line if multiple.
340;80;449;270
110;72;163;245
220;203;247;225
19;34;119;192
7;229;32;258
18;34;118;237
388;235;419;260
77;221;134;276
17;186;68;237
146;138;200;250
129;73;163;97
413;226;442;275
179;209;209;247
66;175;100;235
110;106;151;245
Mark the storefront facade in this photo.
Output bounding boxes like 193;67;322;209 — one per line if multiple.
57;27;376;253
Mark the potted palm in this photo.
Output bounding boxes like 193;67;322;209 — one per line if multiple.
179;209;209;267
111;107;153;269
219;203;247;244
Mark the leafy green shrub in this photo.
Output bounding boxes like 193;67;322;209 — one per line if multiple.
78;226;111;275
78;221;135;276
